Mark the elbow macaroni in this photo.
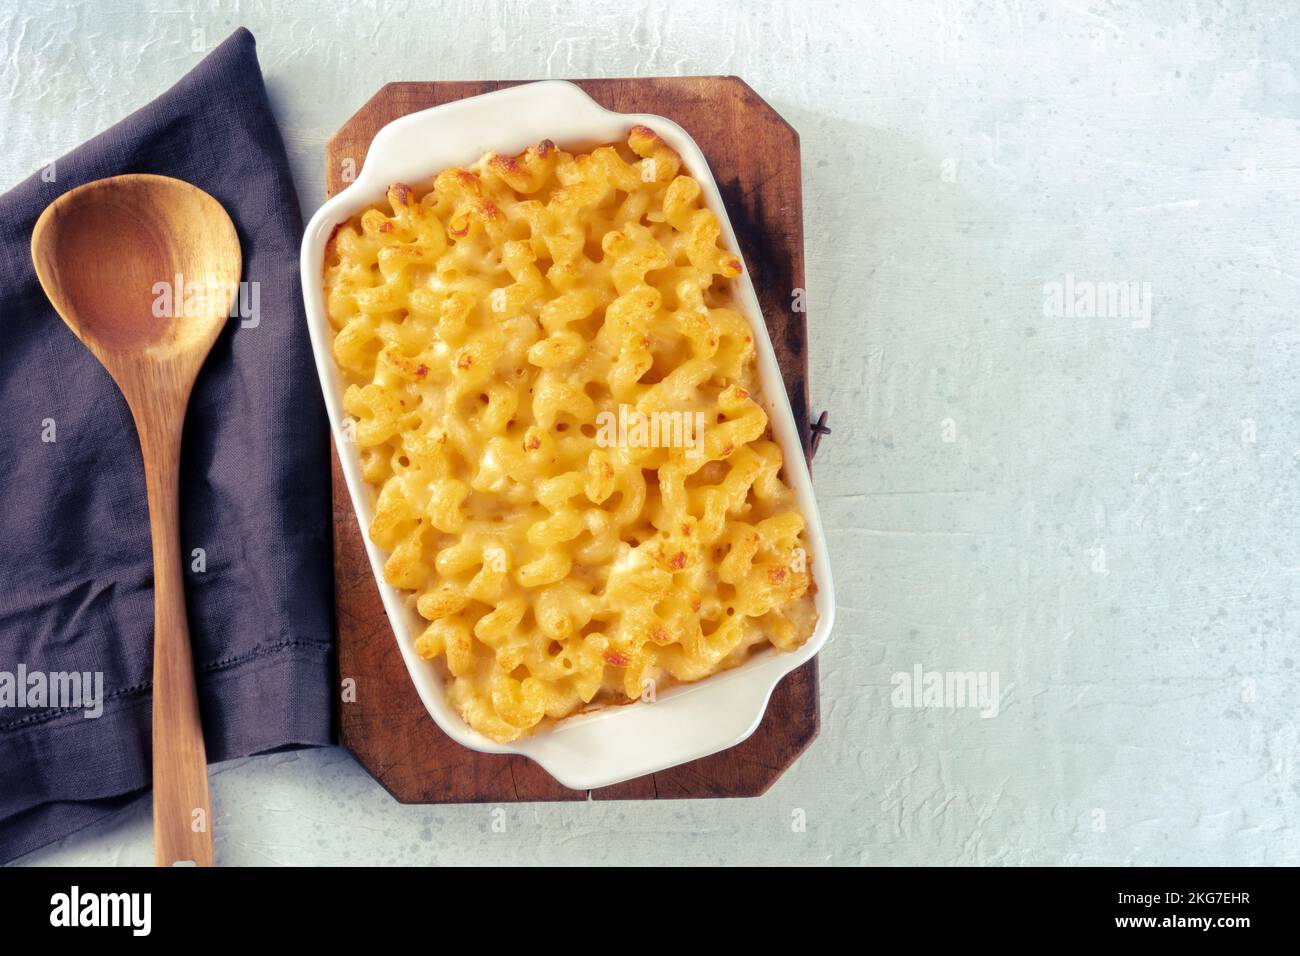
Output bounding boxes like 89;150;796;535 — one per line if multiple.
324;128;817;742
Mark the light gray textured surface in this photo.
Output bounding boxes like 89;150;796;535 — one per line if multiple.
6;0;1298;866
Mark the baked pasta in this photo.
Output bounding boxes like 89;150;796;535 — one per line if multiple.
324;128;817;742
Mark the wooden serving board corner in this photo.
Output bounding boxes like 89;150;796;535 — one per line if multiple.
328;78;818;802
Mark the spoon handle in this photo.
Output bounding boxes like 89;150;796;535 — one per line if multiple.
138;410;213;867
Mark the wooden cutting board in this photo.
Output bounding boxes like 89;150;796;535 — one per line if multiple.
327;78;821;801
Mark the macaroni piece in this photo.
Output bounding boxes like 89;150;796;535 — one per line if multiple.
324;128;817;742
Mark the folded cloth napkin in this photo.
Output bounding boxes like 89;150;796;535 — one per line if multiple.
0;28;333;862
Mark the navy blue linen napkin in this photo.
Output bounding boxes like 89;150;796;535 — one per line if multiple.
0;28;333;862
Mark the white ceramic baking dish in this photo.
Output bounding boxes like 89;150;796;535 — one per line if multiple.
300;80;835;790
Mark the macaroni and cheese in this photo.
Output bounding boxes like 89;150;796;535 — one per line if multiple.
323;128;817;742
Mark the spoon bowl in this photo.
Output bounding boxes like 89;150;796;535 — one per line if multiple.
33;174;240;363
31;174;241;867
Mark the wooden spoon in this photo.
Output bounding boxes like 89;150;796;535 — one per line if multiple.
31;174;241;867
